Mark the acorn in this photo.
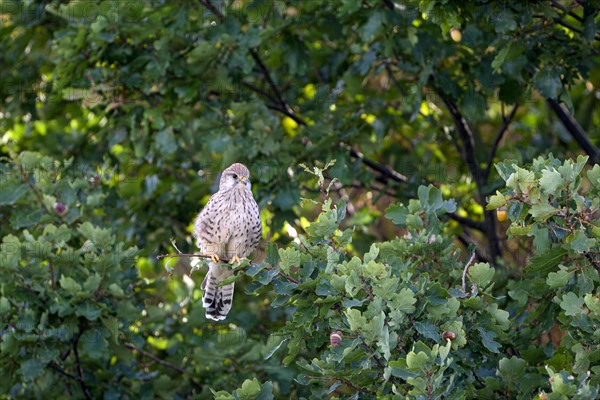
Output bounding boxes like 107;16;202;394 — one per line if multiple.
330;331;343;347
496;206;507;222
53;202;68;216
450;28;462;42
442;331;456;341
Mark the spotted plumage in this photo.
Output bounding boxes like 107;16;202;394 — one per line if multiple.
193;163;262;321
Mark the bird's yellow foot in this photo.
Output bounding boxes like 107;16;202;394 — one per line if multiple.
209;254;220;264
229;255;245;266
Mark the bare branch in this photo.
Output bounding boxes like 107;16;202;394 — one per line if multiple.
156;252;300;284
438;93;484;189
484;104;518;180
547;99;600;164
347;147;408;183
448;212;485;231
461;252;477;293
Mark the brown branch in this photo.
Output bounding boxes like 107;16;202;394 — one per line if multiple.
156;252;230;262
73;330;92;400
547;99;600;164
484;104;518;180
199;0;224;21
124;343;185;373
434;85;502;261
461;251;477;293
550;0;583;22
448;212;485;231
348;147;408;183
437;93;484;189
48;362;79;381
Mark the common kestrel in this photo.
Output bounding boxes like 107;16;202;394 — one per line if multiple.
193;163;262;321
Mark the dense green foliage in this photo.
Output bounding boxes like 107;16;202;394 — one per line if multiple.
1;0;599;399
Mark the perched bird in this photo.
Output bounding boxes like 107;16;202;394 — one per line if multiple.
193;163;262;321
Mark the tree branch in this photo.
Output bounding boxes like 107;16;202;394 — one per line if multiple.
124;343;185;373
461;251;477;293
547;98;600;164
438;93;484;189
347;147;408;183
72;329;92;400
124;343;204;390
448;212;485;231
199;0;224;21
156;252;300;284
434;84;502;261
484;104;518;180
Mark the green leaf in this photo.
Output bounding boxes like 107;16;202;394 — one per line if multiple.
0;183;29;205
390;288;417;314
345;308;367;331
534;68;562;99
83;273;102;293
413;321;439;341
361;311;385;345
478;327;501;353
406;351;429;371
278;247;301;274
559;292;584;316
76;302;102;320
529;203;557;221
385;204;408;225
506;167;536;193
468;263;495;288
539;168;564;193
527;246;568;274
587;165;600;188
235;378;261;400
546;266;572;289
211;390;235;400
497;356;526;383
80;329;108;359
60;274;82;295
77;222;116;248
305;209;338;239
0;235;20;270
566;231;596;253
486;191;507;210
19;358;45;381
155;127;177;155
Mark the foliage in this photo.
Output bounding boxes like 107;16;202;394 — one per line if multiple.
1;0;600;399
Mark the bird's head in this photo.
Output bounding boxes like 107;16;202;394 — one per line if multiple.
219;163;252;191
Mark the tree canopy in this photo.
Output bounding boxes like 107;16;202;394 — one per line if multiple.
1;1;599;399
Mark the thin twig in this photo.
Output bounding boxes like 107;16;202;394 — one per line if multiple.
157;252;229;262
124;343;185;373
124;343;204;390
48;362;79;381
484;104;518;180
461;252;477;293
157;252;301;284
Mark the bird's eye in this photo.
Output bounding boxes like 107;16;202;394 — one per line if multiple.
232;174;238;179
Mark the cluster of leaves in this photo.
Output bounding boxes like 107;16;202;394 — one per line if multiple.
487;155;600;400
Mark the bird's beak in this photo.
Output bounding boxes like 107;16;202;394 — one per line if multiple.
239;176;249;185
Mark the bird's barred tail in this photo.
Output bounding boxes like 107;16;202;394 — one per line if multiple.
201;263;234;321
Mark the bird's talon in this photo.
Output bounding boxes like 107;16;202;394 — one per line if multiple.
229;256;244;266
210;254;220;264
